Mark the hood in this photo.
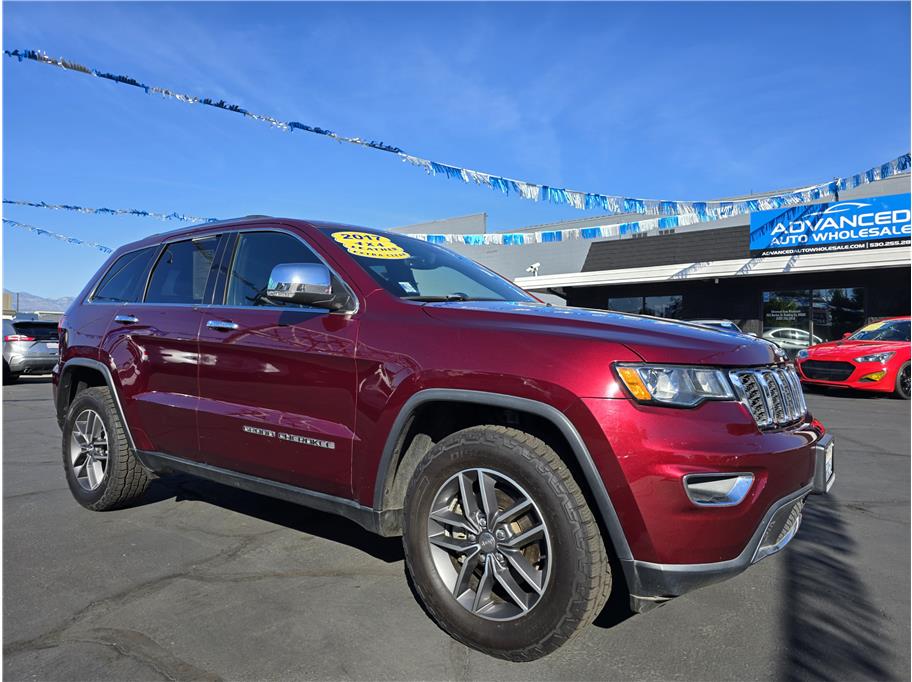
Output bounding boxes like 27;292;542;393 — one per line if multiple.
421;301;779;366
807;339;906;360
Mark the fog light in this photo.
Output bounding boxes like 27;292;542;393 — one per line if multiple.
860;370;887;382
683;473;753;507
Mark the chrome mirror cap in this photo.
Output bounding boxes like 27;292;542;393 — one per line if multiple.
266;263;334;307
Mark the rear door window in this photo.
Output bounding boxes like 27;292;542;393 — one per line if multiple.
92;247;158;303
145;237;220;305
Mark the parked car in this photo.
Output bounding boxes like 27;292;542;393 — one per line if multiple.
762;327;823;357
3;317;59;383
796;316;911;399
53;218;835;660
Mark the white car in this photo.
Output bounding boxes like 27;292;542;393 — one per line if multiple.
689;319;744;334
762;327;823;356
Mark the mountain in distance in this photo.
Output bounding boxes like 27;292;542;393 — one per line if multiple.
3;289;75;313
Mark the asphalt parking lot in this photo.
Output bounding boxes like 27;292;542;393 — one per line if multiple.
3;377;910;681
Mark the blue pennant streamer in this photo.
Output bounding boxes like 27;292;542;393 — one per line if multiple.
3;199;216;223
5;49;906;220
3;218;113;253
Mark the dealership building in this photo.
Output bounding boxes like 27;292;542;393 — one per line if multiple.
394;175;910;346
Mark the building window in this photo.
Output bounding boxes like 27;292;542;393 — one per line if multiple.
762;288;865;357
608;297;643;314
644;295;683;318
812;288;865;341
608;295;683;319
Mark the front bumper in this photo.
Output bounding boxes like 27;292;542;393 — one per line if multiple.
626;433;835;609
796;359;895;393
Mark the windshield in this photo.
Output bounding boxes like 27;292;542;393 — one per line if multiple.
320;228;533;303
848;319;910;342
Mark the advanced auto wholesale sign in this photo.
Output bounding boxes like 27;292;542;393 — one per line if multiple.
749;192;911;257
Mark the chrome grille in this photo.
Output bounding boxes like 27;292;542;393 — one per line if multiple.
730;365;807;428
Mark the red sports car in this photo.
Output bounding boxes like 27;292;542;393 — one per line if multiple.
795;316;910;399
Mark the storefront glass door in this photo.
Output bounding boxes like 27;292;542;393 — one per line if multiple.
762;288;864;357
812;288;865;341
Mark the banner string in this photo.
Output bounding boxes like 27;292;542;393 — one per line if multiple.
6;48;909;219
6;184;910;247
3;199;216;223
3;218;113;253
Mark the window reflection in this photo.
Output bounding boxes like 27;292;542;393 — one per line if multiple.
762;288;865;357
607;295;683;319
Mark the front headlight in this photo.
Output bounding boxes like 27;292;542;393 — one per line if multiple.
616;364;735;407
853;351;894;363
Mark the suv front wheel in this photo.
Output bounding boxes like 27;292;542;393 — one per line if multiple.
62;386;151;510
402;425;611;661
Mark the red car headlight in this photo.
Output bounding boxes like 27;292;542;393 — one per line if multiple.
853;352;895;363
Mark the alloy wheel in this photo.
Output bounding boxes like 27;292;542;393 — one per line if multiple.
69;409;109;491
902;366;911;398
426;468;551;621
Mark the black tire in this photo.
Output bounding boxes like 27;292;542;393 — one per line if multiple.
62;386;151;510
895;362;910;400
3;362;18;384
402;425;611;661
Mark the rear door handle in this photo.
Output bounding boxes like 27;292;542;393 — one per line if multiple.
114;314;139;324
206;320;239;331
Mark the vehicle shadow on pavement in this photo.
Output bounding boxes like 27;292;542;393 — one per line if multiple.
140;474;639;628
803;384;893;401
140;474;405;563
4;375;53;385
780;496;892;681
592;556;636;628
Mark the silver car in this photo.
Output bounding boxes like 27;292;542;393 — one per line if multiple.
688;319;744;334
3;317;59;383
761;327;823;358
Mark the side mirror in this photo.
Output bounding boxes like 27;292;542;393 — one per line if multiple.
266;263;335;308
842;332;851;339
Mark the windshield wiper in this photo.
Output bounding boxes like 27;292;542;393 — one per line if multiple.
402;295;499;302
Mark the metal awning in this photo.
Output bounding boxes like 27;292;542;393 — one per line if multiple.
514;245;910;291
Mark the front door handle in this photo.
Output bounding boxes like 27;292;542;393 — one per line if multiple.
206;320;239;331
114;314;139;324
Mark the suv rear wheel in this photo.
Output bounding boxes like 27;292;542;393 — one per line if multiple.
402;425;611;661
62;386;151;510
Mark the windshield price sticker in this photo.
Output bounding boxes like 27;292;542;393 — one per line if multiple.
332;231;410;260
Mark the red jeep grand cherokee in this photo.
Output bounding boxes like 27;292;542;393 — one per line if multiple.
53;217;835;660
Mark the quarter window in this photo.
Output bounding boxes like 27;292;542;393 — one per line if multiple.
92;247;157;303
145;237;219;304
224;232;323;308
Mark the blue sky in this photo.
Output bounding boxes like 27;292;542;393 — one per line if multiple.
3;1;910;298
